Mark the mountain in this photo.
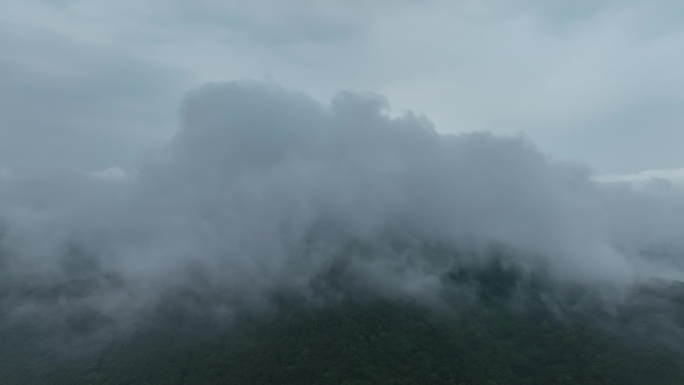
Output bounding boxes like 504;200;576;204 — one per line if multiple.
1;259;683;385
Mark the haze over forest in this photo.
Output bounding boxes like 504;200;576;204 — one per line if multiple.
1;1;684;384
1;78;682;317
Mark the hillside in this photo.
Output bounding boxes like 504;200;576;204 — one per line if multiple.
2;260;683;385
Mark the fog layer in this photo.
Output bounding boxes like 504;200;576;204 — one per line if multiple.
1;80;682;325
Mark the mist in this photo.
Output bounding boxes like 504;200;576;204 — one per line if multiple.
1;80;683;333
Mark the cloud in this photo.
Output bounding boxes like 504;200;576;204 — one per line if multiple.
151;0;433;45
2;0;684;174
1;81;683;334
90;167;130;182
0;1;185;171
597;168;684;188
369;1;684;172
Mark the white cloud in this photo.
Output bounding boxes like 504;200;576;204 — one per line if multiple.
90;166;129;182
597;168;684;188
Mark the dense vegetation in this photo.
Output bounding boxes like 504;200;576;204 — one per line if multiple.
2;261;684;385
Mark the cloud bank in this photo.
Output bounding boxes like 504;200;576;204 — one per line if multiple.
1;81;683;332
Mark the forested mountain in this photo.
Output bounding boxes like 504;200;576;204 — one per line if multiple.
2;258;683;385
2;80;684;385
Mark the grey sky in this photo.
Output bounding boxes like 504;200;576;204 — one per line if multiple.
1;0;683;174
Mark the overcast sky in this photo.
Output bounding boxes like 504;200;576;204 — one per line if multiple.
1;0;683;174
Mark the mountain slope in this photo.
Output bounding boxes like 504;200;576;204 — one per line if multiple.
2;292;684;385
